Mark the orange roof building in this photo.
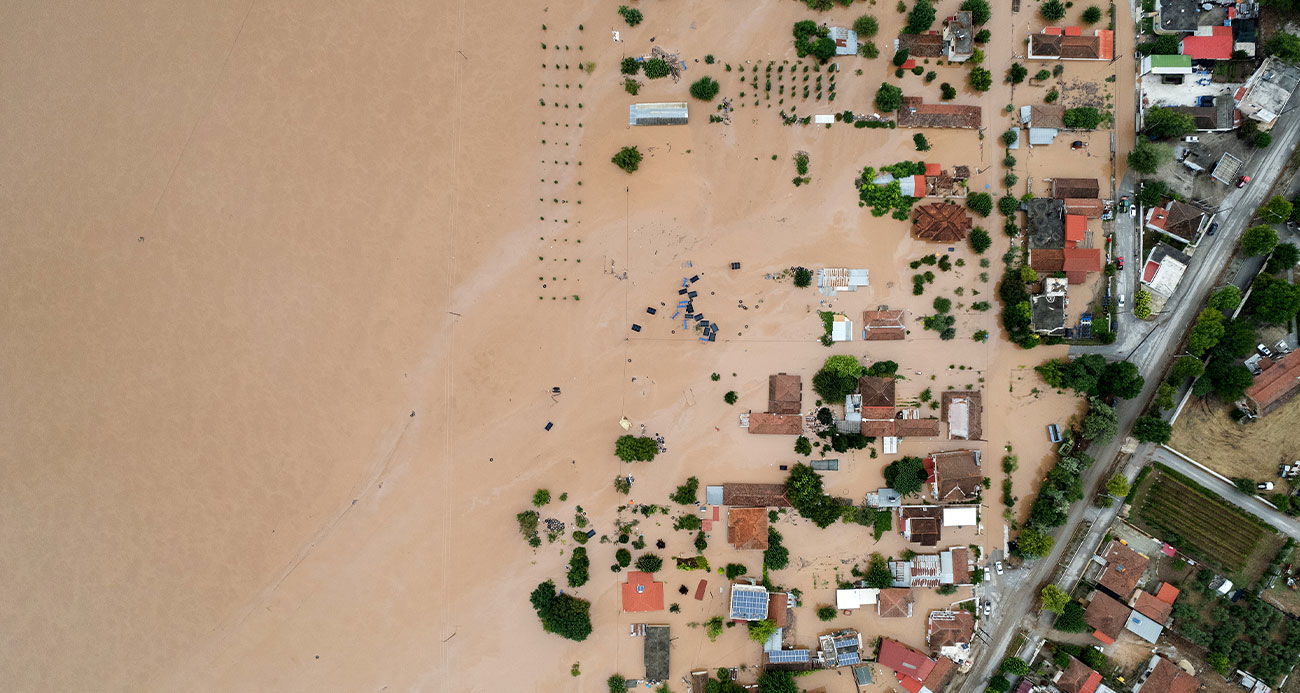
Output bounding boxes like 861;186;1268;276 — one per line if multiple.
912;202;973;242
1097;539;1149;600
1056;656;1103;693
1064;198;1105;217
1132;591;1173;624
1084;591;1130;645
1138;656;1199;693
768;373;803;415
862;309;907;340
747;412;803;435
1246;350;1300;417
1064;214;1087;247
1155;582;1180;605
622;571;665;612
727;507;769;550
878;589;915;618
897;97;982;129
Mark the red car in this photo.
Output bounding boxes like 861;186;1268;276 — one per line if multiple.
1238;175;1251;188
1116;257;1124;271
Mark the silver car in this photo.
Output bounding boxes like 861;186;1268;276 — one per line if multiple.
995;561;1005;575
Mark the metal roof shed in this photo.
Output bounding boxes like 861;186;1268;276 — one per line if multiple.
1029;127;1058;145
629;102;689;126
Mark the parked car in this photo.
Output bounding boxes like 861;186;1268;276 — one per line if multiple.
1130;205;1137;218
984;602;992;617
1260;482;1276;491
1239;175;1251;188
1259;343;1275;359
1118;196;1129;212
1116;256;1124;271
1119;294;1126;309
1184;136;1200;143
1208;221;1219;236
1072;140;1085;149
995;561;1005;575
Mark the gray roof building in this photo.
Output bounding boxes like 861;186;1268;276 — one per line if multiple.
828;26;860;56
1167;97;1237;131
1031;294;1067;336
629;102;689;126
1156;0;1197;33
644;625;670;681
1026;198;1066;249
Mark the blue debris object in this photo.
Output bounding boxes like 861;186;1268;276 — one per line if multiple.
631;324;642;332
545;422;554;431
646;307;657;315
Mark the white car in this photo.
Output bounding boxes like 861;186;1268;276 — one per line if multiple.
983;602;992;616
1129;206;1137;218
1184;136;1200;143
995;561;1005;575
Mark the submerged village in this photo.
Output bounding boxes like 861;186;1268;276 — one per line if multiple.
519;0;1300;693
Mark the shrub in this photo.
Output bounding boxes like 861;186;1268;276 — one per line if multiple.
615;548;632;567
643;58;670;79
940;82;957;100
1040;585;1069;613
1041;0;1065;20
670;476;700;505
617;5;643;26
530;580;593;641
612;146;643;173
969;67;992;91
533;489;551;506
635;553;664;573
1133;416;1172;444
608;675;627;693
817;605;838;621
1063;107;1105;129
724;390;738;405
623;78;641;95
853;14;880;37
794;267;813;287
975;29;990;43
615;434;657;462
875;83;903;112
893;48;911;67
690;76;721;101
1035;69;1051;81
970;227;992;254
960;0;991;24
1082;5;1102;23
914;133;931;151
764;527;790;570
1045;89;1059;103
1007;63;1028;84
1001;656;1030;676
967;192;993;217
568;547;590;587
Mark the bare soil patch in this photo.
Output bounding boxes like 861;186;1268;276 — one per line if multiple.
1171;396;1300;484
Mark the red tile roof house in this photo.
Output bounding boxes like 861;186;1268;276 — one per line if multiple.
1182;25;1233;61
721;483;791;508
622;571;665;612
862;309;906;340
1084;591;1131;645
747;412;803;435
912;201;974;242
768;373;802;414
727;507;769;550
927;610;975;656
1055;656;1103;693
1135;655;1199;693
1062;247;1103;284
1144;200;1205;244
928;449;982;502
1028;27;1115;60
1096;539;1149;601
877;638;936;688
897;97;982;129
1245;350;1300;416
878;588;916;618
1064;214;1087;248
1064;198;1105;218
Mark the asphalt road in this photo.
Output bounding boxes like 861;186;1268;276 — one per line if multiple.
958;58;1300;693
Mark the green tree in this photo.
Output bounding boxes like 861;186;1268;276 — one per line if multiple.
617;5;643;26
1056;601;1088;632
623;78;641;95
1002;657;1030;677
690;77;720;101
967;192;994;217
1041;0;1066;20
1266;31;1300;63
1254;131;1273;148
671;476;700;505
999;195;1019;216
1248;273;1300;324
817;605;838;621
969;67;993;91
1105;474;1131;498
1007;63;1028;84
1144;106;1197;139
864;553;894;588
1261;195;1294;224
1206;359;1255;400
1137;180;1170;207
616;548;632;567
933;297;952;313
1017;527;1054;557
764;527;790;570
1187;307;1226;356
635;553;664;573
793;267;813;287
875;83;903;112
811;36;838;62
1134;288;1152;319
940;82;957;100
612;146;643;173
1243;224;1280;256
853;14;880;37
615;435;657;462
794;436;812;456
533;489;551;506
884;456;928;495
608;675;627;693
674;514;702;531
568;547;590;587
1098;360;1144;400
724;390;738;405
914;133;931;151
643;58;670;79
756;670;798;693
960;0;992;24
725;563;747;579
905;0;937;33
1153;382;1176;411
970;227;992;254
785;463;841;527
1208;285;1243;312
1082;5;1103;23
1168;355;1205;383
1133;416;1172;444
1267;242;1300;273
530;580;593;641
621;57;641;75
1127;141;1171;174
1040;585;1069;613
1063;107;1105;129
893;48;912;67
812;355;864;400
1081;397;1118;444
1001;129;1018;146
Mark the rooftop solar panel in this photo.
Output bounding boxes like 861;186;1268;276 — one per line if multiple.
838;652;861;666
766;649;810;663
729;588;769;619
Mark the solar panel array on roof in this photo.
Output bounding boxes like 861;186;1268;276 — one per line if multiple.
838;651;862;666
834;637;859;650
767;649;810;663
730;587;769;620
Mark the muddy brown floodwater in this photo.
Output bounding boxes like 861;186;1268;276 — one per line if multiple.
0;0;1109;690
